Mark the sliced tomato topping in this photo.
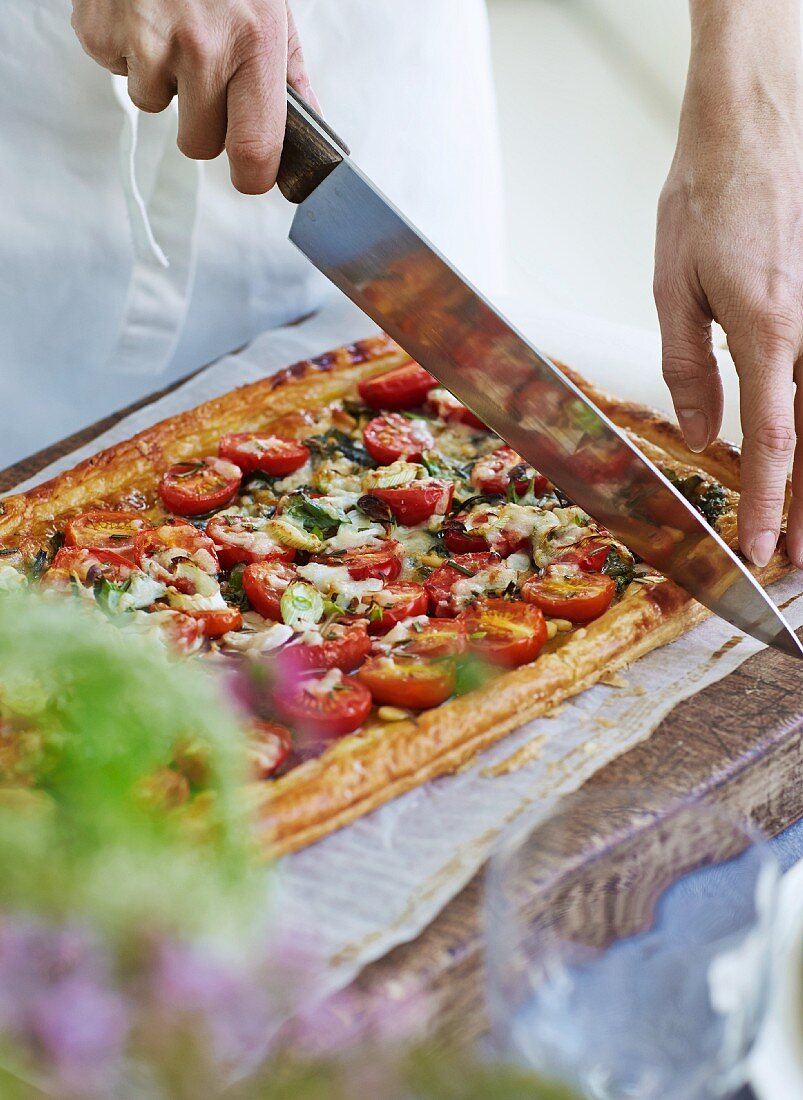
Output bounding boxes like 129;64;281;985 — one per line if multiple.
356;654;455;710
396;617;468;658
457;598;547;668
157;611;203;654
247;720;293;779
184;607;243;637
521;564;615;623
218;433;309;477
44;547;136;588
555;534;613;573
278;621;371;675
425;387;487;430
363;414;434;465
443;510;528;558
274;673;373;742
357;362;437;410
159;457;242;516
362;582;429;635
206;513;295;571
573;440;630;485
241;560;298;621
63;510;149;558
442;523;490;555
424;552;501;618
313;539;403;583
134;522;220;591
370;478;454;526
469;447;548;498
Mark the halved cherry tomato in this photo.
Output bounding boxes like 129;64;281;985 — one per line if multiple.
206;513;295;571
274;673;373;742
157;611;203;654
44;547;135;588
458;598;547;668
442;524;490;555
424;552;501;617
442;509;528;558
184;607;243;637
313;539;403;583
572;440;631;485
159;457;242;516
469;447;548;498
555;534;613;573
218;433;309;477
521;564;615;623
134;522;219;591
278;621;371;675
470;447;523;495
425;387;487;430
362;582;429;635
370;478;454;526
397;617;468;658
357;362;437;410
63;510;149;558
242;560;298;621
247;720;293;779
363;414;434;465
356;654;455;710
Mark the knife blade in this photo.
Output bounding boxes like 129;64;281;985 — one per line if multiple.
277;90;802;658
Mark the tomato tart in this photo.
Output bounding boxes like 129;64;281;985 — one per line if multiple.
0;336;793;855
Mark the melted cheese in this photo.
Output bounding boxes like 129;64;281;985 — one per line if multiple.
296;562;383;609
304;668;343;697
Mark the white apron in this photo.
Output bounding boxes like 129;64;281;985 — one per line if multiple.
0;0;504;468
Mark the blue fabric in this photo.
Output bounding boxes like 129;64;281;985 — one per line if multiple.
769;817;803;871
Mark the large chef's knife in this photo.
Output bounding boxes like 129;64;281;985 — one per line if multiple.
277;88;802;657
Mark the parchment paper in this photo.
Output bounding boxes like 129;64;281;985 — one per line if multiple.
10;293;803;999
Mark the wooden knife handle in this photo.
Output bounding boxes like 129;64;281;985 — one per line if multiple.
277;86;350;204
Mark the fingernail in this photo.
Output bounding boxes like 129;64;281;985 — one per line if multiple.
749;530;776;568
677;410;709;453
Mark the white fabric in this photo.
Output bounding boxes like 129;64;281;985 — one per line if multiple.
0;0;504;467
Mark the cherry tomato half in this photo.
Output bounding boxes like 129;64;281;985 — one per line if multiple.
63;510;149;558
278;621;371;675
313;539;403;583
370;478;454;527
159;457;242;516
218;433;309;477
247;720;294;779
274;674;373;742
396;617;468;658
424;552;501;618
206;513;295;572
184;607;244;637
363;414;434;465
457;598;547;668
242;563;299;624
469;447;524;495
134;522;220;591
357;362;437;410
425;387;487;430
521;564;615;623
362;582;429;635
357;654;455;710
555;534;613;573
45;547;135;588
443;510;527;558
242;560;298;621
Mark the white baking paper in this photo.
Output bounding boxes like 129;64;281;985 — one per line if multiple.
9;292;803;1001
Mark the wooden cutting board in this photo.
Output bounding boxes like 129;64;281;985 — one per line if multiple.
3;386;802;1044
